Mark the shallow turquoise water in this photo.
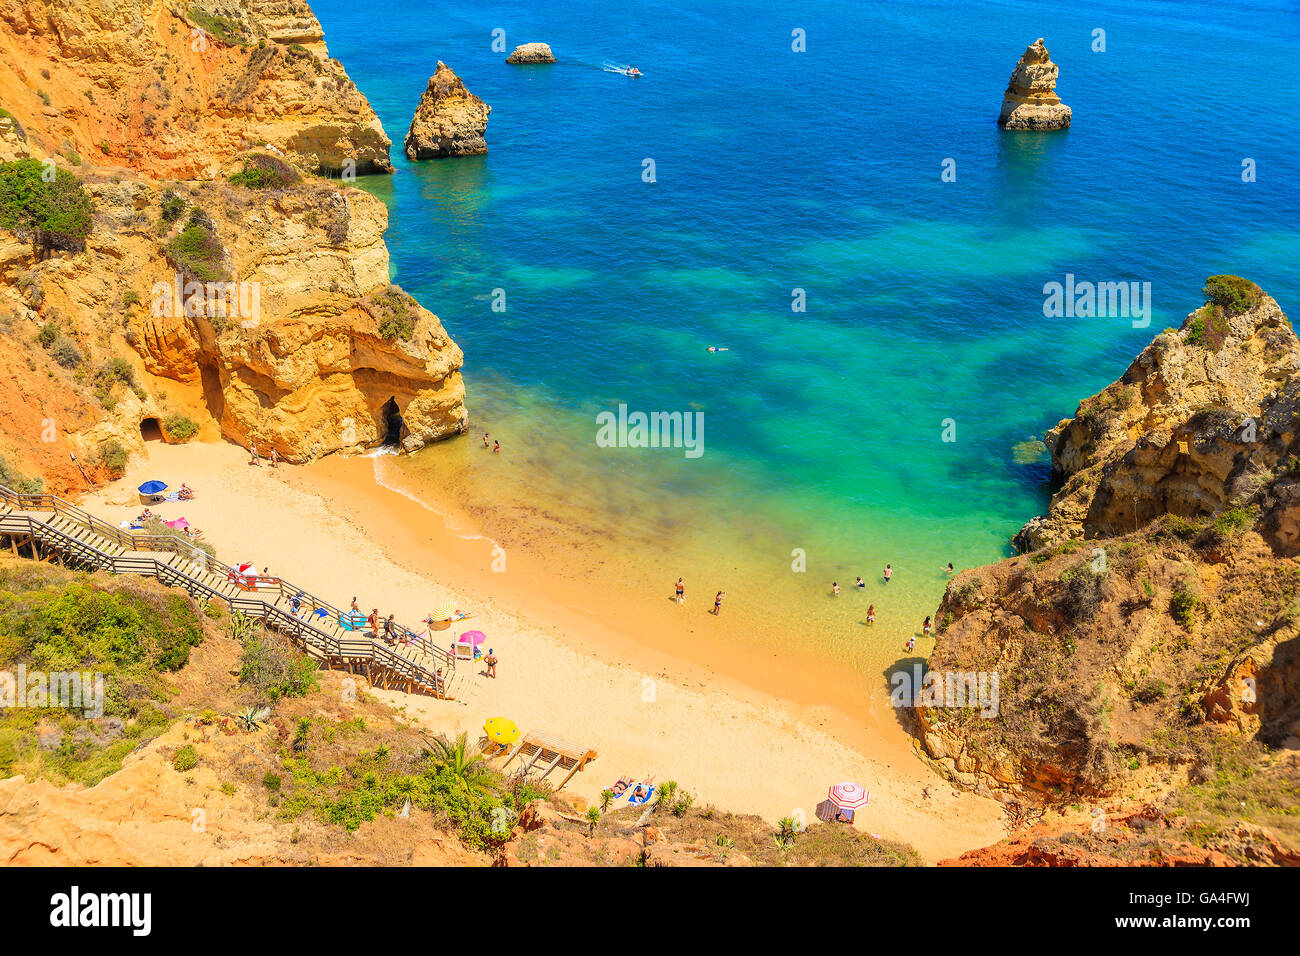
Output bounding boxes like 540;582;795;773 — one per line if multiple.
313;0;1300;660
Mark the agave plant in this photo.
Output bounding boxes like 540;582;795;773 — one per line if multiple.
599;788;614;813
585;805;601;836
226;611;259;645
233;706;272;732
773;816;798;849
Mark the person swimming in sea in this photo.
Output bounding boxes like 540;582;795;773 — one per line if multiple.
883;564;893;584
832;582;840;596
945;562;954;574
493;440;501;454
482;432;490;448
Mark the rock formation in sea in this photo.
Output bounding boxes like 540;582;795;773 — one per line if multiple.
506;43;556;64
403;62;491;160
0;0;466;487
906;279;1300;842
997;38;1071;130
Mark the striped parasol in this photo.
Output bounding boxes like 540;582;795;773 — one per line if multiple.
428;600;456;622
827;782;869;811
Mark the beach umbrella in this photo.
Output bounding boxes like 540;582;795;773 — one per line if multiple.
483;717;519;746
827;782;869;811
165;517;189;530
235;562;259;580
137;480;167;495
429;600;456;621
458;630;486;647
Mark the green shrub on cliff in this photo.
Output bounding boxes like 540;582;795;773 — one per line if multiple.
1202;275;1263;317
228;153;299;190
161;414;198;441
0;455;42;494
187;6;247;46
165;209;227;282
371;286;419;341
0;158;93;257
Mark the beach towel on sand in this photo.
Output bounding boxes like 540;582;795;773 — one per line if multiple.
626;784;656;806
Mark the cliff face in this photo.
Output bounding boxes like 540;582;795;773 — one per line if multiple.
998;38;1071;131
0;0;393;177
1017;286;1299;552
403;61;490;160
907;280;1300;857
0;0;466;487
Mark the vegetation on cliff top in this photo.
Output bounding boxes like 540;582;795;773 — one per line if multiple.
228;153;300;190
0;159;93;258
0;562;205;785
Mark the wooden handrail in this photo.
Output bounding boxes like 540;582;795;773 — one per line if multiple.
0;489;455;696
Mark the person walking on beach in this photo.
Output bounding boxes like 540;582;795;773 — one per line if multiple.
923;615;932;639
713;590;725;615
883;564;893;584
249;442;259;466
269;447;279;468
867;604;876;625
675;577;685;604
905;632;916;653
485;647;498;678
483;432;490;448
493;440;501;454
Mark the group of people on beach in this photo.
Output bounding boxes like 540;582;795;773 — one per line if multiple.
673;578;725;615
482;433;501;454
827;562;954;653
248;442;279;467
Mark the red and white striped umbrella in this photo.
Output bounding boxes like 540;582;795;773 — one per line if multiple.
235;562;259;579
827;782;869;811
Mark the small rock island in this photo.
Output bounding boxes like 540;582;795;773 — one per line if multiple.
403;61;491;160
997;38;1071;130
506;42;556;64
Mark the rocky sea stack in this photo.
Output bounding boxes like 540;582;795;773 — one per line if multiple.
404;62;491;160
506;43;556;64
998;38;1071;130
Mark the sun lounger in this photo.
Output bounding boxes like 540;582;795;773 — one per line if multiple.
608;776;634;799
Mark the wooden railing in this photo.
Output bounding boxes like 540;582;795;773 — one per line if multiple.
0;485;456;697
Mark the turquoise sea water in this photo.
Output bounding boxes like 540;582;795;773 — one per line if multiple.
312;0;1300;672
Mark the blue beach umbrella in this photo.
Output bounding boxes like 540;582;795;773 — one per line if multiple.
137;480;167;495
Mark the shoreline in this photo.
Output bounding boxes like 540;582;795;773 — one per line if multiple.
81;439;1006;862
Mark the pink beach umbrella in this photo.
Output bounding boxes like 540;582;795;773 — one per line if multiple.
828;782;870;811
165;517;189;530
458;630;487;647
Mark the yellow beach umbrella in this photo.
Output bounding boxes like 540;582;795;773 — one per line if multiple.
429;600;457;622
483;717;520;746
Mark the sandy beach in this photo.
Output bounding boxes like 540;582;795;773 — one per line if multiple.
83;440;1005;862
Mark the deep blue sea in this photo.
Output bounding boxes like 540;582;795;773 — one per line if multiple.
312;0;1300;666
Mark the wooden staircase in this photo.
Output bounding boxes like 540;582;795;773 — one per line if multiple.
0;485;463;701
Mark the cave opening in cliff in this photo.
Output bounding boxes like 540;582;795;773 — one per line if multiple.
139;418;163;442
380;398;404;447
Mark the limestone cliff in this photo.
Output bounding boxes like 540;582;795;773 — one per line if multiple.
0;0;393;177
0;0;467;489
998;38;1071;131
907;279;1299;858
404;62;490;160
